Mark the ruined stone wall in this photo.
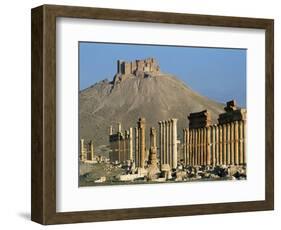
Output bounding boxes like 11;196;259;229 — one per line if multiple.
79;139;95;162
108;124;133;163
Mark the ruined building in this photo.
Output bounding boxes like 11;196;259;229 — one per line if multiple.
108;123;133;163
117;58;160;75
182;100;246;167
80;139;95;162
113;58;160;84
107;118;147;167
158;118;178;170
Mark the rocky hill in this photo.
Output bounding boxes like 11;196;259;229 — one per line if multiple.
79;58;225;148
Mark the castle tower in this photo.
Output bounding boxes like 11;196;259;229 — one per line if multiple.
117;60;122;74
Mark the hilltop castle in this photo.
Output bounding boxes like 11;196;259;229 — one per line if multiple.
113;58;160;84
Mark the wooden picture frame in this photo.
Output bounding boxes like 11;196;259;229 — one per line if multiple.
31;4;274;225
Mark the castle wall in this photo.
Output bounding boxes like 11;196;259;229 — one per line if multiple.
117;58;160;75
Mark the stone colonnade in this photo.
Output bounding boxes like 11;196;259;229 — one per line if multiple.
158;118;178;169
183;120;246;166
183;101;246;167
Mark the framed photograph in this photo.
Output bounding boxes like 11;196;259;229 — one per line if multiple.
31;4;274;224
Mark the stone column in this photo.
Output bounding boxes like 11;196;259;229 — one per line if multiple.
122;131;126;161
212;126;216;166
193;129;196;166
90;140;94;161
243;120;247;164
134;127;139;166
223;124;227;165
169;120;173;167
207;127;211;165
167;120;170;166
234;121;239;165
118;122;121;133
215;125;219;166
196;129;199;165
80;139;86;161
239;121;244;165
129;127;133;161
186;129;189;166
194;129;197;165
187;129;190;165
171;118;178;169
198;128;202;165
203;128;207;166
117;133;121;162
150;127;157;148
162;121;166;164
219;125;223;165
198;129;201;166
158;121;163;168
183;129;186;165
138;118;146;168
230;122;235;165
190;129;194;166
166;120;170;165
226;123;231;165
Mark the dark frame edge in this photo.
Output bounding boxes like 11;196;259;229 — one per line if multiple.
31;5;44;224
45;200;272;225
265;19;274;211
31;5;57;225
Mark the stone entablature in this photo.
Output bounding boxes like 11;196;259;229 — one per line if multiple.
218;100;246;125
188;110;212;129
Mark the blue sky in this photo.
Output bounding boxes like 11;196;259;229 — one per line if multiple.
79;42;246;107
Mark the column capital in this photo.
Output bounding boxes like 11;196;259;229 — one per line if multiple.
171;118;178;123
